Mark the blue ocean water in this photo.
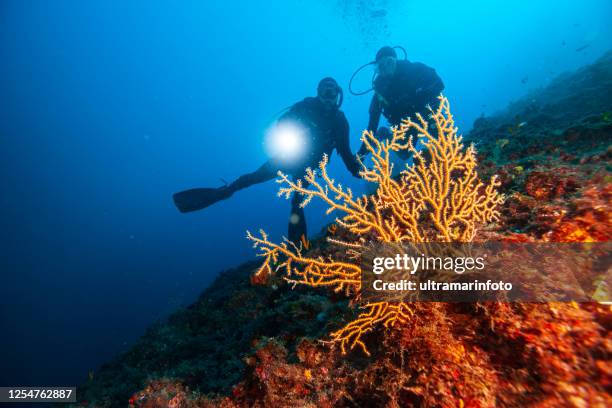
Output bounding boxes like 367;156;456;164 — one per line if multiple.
0;0;611;389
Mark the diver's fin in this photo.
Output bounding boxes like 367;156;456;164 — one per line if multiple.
172;187;232;213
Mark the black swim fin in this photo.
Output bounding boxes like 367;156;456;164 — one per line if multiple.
173;186;232;213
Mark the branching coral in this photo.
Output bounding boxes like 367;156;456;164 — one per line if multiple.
247;95;504;355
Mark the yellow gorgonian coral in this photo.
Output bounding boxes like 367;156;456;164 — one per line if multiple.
247;95;504;355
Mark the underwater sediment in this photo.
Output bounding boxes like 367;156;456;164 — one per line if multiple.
73;52;612;407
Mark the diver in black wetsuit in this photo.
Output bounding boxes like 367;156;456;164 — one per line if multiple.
357;46;445;158
173;77;360;243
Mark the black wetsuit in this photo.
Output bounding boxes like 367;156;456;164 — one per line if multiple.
359;60;444;155
228;97;359;241
276;97;359;176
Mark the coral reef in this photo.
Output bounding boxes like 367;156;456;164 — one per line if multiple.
72;53;612;407
248;96;503;355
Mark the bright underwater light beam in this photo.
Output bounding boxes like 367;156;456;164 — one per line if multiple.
264;120;310;165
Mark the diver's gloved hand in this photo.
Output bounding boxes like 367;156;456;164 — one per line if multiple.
357;145;369;158
357;127;393;160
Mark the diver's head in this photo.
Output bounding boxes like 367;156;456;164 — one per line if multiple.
375;46;398;77
317;77;342;110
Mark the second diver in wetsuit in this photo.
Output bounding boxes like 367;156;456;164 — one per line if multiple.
173;77;360;243
357;46;445;159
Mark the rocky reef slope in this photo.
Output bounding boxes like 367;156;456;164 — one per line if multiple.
74;52;612;407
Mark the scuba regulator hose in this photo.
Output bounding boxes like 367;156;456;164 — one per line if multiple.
348;45;408;96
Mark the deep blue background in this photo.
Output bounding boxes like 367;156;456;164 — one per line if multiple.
1;0;611;388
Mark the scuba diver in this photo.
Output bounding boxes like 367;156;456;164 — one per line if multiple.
173;77;360;243
350;46;445;158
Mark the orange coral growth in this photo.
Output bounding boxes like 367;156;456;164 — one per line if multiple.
247;229;362;295
247;95;504;354
546;182;612;242
329;302;414;356
525;168;579;201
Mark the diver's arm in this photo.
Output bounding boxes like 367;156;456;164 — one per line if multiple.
358;95;382;156
336;115;360;178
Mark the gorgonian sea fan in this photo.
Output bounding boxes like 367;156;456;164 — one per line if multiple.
248;95;504;355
